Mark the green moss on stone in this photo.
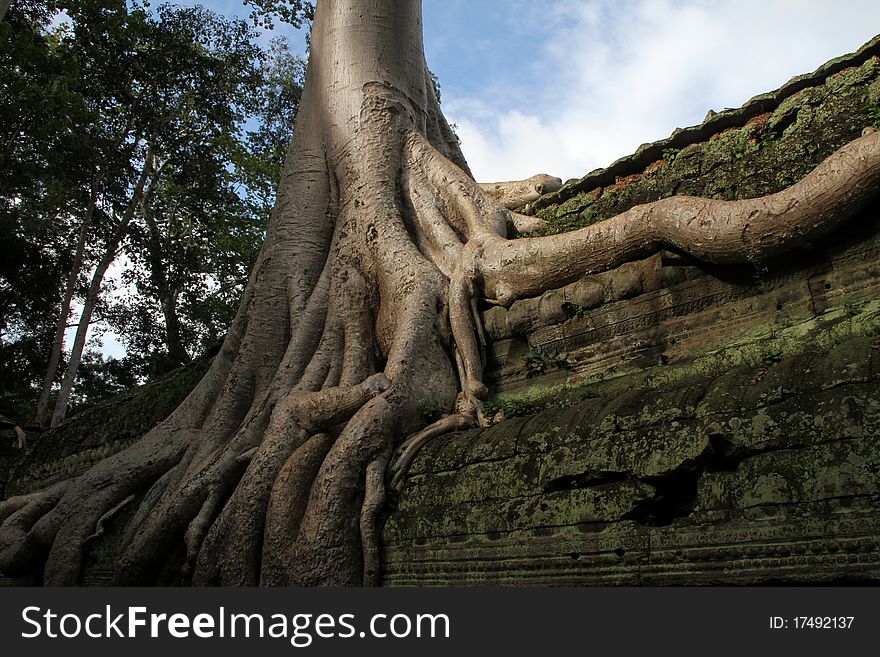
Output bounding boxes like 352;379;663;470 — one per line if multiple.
6;356;211;495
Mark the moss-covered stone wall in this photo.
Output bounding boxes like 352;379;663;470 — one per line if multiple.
382;38;880;585
2;357;210;498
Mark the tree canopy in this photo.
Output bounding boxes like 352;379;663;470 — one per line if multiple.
0;0;306;420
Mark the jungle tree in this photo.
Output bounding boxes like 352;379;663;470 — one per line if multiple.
2;2;302;421
1;0;879;586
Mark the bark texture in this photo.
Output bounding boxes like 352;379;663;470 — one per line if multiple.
2;0;880;586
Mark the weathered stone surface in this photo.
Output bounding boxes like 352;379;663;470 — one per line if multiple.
382;43;880;585
2;357;211;497
383;339;880;585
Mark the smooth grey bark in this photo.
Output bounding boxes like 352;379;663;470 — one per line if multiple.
1;0;879;587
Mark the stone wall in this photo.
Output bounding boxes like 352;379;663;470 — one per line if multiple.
381;39;880;585
2;357;210;498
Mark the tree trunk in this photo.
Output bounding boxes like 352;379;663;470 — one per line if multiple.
2;0;879;586
36;123;139;424
34;191;96;426
0;0;12;23
49;150;156;426
159;292;187;367
140;175;189;369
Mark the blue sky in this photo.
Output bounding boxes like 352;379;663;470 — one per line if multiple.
424;0;880;181
194;0;880;182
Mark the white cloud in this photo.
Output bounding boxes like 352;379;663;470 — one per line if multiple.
444;0;880;182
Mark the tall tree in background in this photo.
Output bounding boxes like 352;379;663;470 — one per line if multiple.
1;0;879;586
111;34;305;379
1;1;99;419
44;2;272;426
0;2;302;422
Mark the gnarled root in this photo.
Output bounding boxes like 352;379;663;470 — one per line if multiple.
260;432;334;586
480;130;880;305
377;126;880;485
478;173;563;211
509;211;548;235
389;411;474;492
360;449;390;586
0;482;69;576
2;71;878;589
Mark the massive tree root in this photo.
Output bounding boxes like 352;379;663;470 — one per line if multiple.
1;0;879;586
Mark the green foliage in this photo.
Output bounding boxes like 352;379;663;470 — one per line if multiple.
420;405;446;425
661;147;680;163
105;5;303;375
485;377;602;419
757;130;779;150
428;69;442;104
0;2;101;417
867;104;880;130
0;1;308;415
561;301;589;318
757;344;784;366
243;0;315;30
534;196;596;236
546;208;594;235
69;348;140;411
524;345;577;378
241;36;307;206
484;395;543;419
839;295;864;318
